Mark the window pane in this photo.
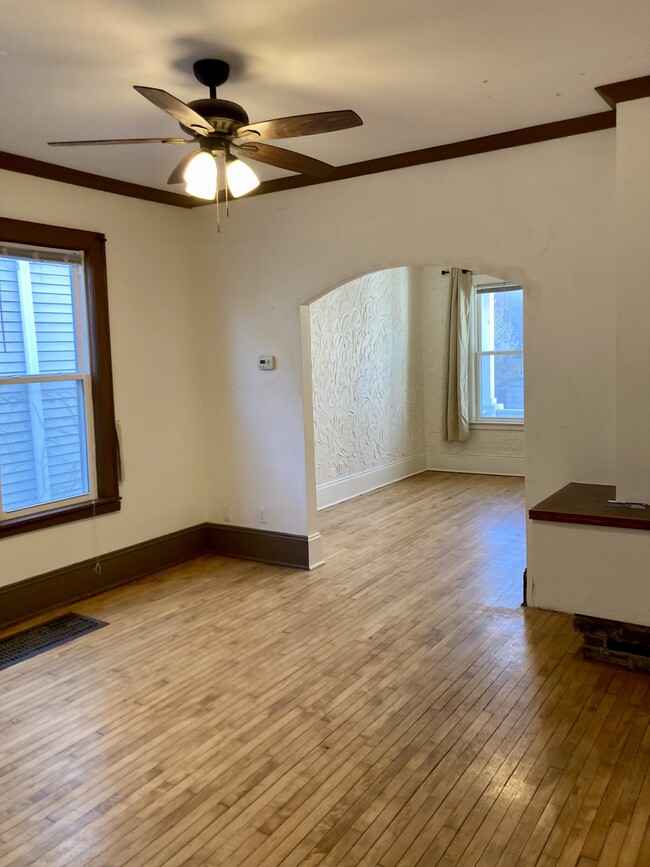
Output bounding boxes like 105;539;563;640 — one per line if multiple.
30;261;80;374
478;353;524;419
0;380;90;513
478;289;523;352
0;258;25;376
0;257;81;378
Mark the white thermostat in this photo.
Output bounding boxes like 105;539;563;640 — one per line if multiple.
258;355;276;370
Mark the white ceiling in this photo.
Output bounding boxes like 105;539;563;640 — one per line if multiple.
1;0;649;194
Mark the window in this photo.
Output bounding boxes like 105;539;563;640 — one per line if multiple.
472;283;524;422
0;218;119;537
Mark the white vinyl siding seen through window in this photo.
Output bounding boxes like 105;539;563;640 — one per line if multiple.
0;246;95;519
472;283;524;423
0;217;119;538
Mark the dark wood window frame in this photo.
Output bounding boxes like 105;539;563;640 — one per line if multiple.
0;217;120;538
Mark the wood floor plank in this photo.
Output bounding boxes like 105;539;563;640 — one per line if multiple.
1;472;649;866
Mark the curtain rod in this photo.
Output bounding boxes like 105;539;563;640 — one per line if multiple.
441;269;471;275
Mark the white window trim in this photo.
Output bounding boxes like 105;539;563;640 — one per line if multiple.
470;421;524;431
0;249;98;520
470;283;524;425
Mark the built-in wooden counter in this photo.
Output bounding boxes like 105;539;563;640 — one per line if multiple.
530;483;650;671
529;482;650;531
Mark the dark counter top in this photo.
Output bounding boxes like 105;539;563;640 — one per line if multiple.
529;482;650;531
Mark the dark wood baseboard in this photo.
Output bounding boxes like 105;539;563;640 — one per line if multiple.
206;523;311;569
0;525;208;630
0;523;310;630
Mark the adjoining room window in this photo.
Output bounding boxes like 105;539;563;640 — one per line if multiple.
0;218;120;537
472;283;524;422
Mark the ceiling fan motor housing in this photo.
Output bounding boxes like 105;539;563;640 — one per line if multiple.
182;98;250;136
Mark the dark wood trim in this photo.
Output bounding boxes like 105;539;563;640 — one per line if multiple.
0;522;310;629
0;525;209;630
206;523;311;569
0;497;120;540
596;76;650;109
247;111;616;199
529;482;650;531
0;218;108;250
522;568;528;607
0;217;121;536
85;231;120;502
4;109;617;208
0;150;196;209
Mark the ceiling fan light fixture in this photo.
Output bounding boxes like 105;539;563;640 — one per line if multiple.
226;158;260;198
47;59;363;208
183;151;217;200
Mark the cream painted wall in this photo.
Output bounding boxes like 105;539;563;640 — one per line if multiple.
526;97;650;627
194;130;616;564
0;126;620;616
0;171;206;588
529;523;650;623
615;98;650;503
420;267;525;476
309;267;425;501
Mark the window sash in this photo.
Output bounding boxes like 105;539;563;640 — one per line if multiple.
472;285;524;423
0;375;97;520
475;283;521;296
0;243;84;265
476;350;522;358
0;248;96;518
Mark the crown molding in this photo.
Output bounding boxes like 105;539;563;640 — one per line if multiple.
0;150;196;209
249;110;616;199
596;75;650;109
1;108;618;208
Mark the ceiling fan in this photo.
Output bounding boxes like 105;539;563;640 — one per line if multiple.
48;59;363;201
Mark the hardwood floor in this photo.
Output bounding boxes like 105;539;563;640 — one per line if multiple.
1;471;649;865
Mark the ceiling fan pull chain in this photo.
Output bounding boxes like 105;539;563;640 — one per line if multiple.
223;153;230;219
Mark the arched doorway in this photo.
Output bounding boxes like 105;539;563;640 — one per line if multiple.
300;264;525;575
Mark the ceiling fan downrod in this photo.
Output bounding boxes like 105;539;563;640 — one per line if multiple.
192;59;231;99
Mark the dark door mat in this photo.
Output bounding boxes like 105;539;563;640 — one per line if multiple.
0;613;108;671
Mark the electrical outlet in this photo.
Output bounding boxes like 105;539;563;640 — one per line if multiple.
258;507;267;524
223;504;232;523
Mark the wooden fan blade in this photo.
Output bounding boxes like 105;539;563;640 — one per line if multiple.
48;137;195;146
232;142;333;177
236;110;362;142
133;86;215;136
168;151;200;185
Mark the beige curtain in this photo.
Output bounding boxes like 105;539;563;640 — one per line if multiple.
445;267;473;442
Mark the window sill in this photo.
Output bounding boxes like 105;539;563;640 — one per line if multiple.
0;496;121;539
470;421;524;431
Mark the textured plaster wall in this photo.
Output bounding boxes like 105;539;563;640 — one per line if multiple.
309;267;424;486
309;265;523;494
